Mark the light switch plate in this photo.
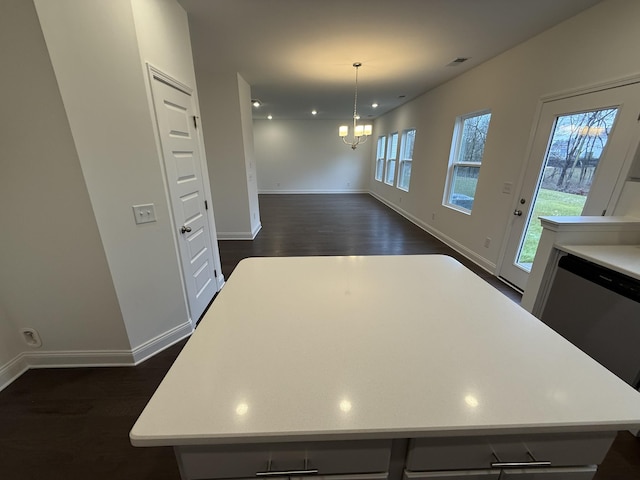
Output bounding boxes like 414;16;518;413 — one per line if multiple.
502;182;513;194
132;203;157;225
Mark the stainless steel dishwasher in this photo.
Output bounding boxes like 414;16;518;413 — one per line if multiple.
540;254;640;388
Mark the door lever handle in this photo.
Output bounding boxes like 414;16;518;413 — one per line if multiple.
180;226;192;234
514;209;523;216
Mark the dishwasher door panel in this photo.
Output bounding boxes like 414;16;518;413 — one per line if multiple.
541;265;640;387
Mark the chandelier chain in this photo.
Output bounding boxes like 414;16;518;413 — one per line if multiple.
338;62;371;150
353;65;359;121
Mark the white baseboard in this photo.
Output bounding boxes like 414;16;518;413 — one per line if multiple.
0;321;193;392
251;222;262;239
24;349;135;369
217;226;261;240
131;320;192;365
217;231;256;240
369;192;497;275
0;353;29;393
258;189;367;194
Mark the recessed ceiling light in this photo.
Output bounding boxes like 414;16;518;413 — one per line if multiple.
267;115;273;120
372;103;379;108
252;99;262;107
311;110;317;115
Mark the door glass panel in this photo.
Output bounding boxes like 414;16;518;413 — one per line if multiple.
515;107;619;270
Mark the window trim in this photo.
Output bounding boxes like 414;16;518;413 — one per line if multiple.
397;128;416;192
384;131;399;186
374;135;386;182
443;110;491;214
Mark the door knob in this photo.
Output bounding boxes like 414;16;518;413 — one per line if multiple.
180;226;192;234
514;209;523;216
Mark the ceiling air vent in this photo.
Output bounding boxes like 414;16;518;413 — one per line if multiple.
447;57;469;67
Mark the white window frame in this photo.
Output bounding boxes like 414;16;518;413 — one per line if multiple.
397;128;416;192
375;135;386;182
444;110;491;213
384;132;399;186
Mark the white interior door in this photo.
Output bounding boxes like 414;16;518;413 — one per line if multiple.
150;70;218;324
500;82;640;291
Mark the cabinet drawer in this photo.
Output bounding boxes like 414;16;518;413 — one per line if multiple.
500;465;597;479
405;466;596;480
405;469;499;479
405;432;614;471
176;440;392;480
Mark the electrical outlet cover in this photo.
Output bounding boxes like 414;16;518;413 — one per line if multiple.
21;328;42;348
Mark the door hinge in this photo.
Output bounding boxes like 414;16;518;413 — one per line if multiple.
214;269;217;277
204;199;208;210
193;115;198;129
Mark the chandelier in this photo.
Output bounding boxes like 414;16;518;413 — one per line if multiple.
339;62;372;150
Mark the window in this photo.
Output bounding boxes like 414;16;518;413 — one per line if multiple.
375;136;386;181
384;132;398;185
445;111;491;212
397;129;416;191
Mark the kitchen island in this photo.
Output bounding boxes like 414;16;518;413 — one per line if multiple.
131;255;640;480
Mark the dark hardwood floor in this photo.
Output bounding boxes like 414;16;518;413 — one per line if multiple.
219;194;520;301
0;194;637;479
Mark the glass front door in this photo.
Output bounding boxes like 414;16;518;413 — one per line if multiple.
516;108;618;270
499;82;640;291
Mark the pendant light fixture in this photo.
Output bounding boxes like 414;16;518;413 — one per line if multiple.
339;62;372;150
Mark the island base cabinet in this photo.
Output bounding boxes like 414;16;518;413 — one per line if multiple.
500;466;597;479
405;432;614;471
405;469;500;479
175;440;392;480
404;466;596;480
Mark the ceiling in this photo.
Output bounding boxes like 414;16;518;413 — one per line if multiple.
179;0;602;120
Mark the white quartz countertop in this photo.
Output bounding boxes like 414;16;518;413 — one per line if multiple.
130;255;640;446
556;244;640;280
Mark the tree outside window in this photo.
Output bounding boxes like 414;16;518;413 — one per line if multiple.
445;111;491;212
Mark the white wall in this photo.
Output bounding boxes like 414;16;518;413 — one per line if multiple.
615;142;640;217
0;302;21;357
0;301;26;388
131;0;198;90
0;0;128;378
238;75;261;235
254;119;373;193
616;182;640;218
130;0;224;294
370;0;640;273
197;72;256;238
34;0;191;348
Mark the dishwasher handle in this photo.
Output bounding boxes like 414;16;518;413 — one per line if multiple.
558;255;640;302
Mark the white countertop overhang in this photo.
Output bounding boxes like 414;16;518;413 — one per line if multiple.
556;244;640;280
130;255;640;446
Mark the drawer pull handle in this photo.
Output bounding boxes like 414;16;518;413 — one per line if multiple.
491;451;551;469
256;459;318;477
256;469;319;477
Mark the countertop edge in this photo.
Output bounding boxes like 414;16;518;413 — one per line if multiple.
130;421;640;447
